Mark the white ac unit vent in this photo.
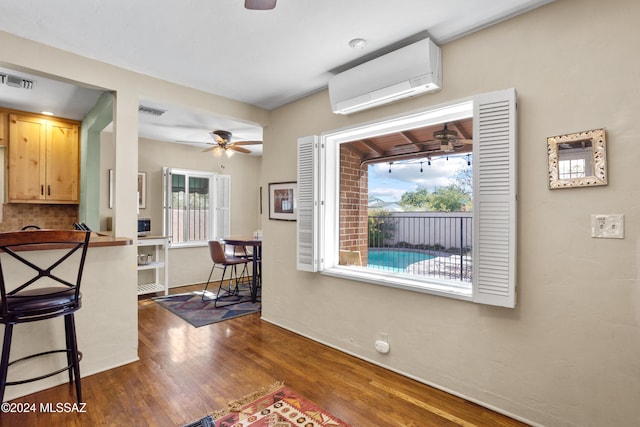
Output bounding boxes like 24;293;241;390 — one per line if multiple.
328;38;442;115
138;105;167;116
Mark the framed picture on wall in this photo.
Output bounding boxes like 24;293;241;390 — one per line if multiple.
269;182;297;221
137;172;146;209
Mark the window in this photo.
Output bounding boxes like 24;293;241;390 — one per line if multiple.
559;158;586;179
297;89;517;307
163;167;230;247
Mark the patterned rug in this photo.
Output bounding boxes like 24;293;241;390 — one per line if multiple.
185;382;352;427
154;289;261;328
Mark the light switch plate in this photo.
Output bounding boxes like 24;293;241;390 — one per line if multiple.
591;214;624;238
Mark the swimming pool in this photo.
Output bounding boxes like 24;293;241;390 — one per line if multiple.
368;249;434;273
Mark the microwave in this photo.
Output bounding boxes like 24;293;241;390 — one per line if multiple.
138;218;151;236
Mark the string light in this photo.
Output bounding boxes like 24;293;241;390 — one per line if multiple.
374;154;470;175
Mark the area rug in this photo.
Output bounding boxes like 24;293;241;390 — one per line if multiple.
195;382;352;427
153;289;260;328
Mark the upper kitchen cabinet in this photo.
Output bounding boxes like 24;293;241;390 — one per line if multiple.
0;111;7;146
8;112;80;204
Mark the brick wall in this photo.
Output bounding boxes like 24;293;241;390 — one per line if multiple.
339;146;368;265
0;204;78;232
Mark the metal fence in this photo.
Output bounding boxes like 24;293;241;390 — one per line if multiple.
368;213;472;282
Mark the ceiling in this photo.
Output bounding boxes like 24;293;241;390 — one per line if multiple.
0;0;553;156
344;118;473;166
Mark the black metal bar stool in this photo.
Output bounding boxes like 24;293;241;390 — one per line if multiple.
0;229;91;403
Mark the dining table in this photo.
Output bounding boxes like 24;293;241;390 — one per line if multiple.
223;235;262;303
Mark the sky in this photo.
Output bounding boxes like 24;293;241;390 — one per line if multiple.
368;154;470;202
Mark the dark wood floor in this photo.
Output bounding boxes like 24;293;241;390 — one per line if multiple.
1;284;530;426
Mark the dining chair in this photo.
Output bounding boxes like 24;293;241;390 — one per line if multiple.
202;240;251;307
0;229;91;403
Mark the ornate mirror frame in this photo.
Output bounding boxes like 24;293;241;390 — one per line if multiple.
547;128;607;189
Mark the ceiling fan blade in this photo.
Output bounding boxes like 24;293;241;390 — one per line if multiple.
229;146;252;154
441;141;454;152
453;138;473;145
212;134;226;145
203;145;223;154
245;0;276;10
394;139;436;149
231;140;262;146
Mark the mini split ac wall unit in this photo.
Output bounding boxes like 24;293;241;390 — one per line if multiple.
328;38;442;115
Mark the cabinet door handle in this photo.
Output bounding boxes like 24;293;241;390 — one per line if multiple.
41;185;44;196
47;185;51;196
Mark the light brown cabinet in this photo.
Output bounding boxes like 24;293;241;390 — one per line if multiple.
8;112;80;204
0;111;7;146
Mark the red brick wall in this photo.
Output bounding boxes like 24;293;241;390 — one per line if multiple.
0;204;78;232
339;146;368;265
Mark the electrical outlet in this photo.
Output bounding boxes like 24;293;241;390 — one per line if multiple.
591;214;624;239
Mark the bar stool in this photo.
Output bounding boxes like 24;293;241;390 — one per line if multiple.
0;229;91;403
202;240;250;307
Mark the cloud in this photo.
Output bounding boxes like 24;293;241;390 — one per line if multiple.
368;156;469;202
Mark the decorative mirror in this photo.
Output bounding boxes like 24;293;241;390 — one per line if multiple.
547;128;607;189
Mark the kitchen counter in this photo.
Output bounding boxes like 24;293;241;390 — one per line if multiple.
1;232;132;252
88;233;133;247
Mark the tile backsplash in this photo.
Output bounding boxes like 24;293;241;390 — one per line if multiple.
0;204;78;232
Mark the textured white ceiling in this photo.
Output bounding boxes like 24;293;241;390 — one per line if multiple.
0;0;553;154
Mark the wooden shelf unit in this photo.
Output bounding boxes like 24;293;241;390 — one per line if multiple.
137;236;169;296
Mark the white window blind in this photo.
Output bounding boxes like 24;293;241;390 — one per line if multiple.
472;88;517;307
296;135;319;272
215;174;231;239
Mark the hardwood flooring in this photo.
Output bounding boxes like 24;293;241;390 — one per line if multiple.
1;284;530;426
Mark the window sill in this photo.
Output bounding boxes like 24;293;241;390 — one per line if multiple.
168;241;208;249
321;266;472;301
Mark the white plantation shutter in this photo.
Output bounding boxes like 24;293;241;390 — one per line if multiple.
297;135;319;271
215;174;231;239
163;167;172;240
472;88;517;307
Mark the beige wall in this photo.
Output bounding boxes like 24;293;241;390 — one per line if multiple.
261;1;640;426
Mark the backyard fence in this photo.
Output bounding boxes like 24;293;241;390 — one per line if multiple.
368;212;472;282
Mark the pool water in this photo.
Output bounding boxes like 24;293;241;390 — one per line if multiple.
368;249;434;272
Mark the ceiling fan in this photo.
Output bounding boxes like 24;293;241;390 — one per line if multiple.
432;123;472;152
203;130;262;157
396;123;472;153
245;0;277;10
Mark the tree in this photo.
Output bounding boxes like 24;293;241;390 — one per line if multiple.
398;183;470;212
368;209;395;247
453;166;472;196
399;186;432;211
431;184;468;212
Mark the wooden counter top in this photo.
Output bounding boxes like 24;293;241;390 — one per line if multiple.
1;232;133;252
88;233;133;248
